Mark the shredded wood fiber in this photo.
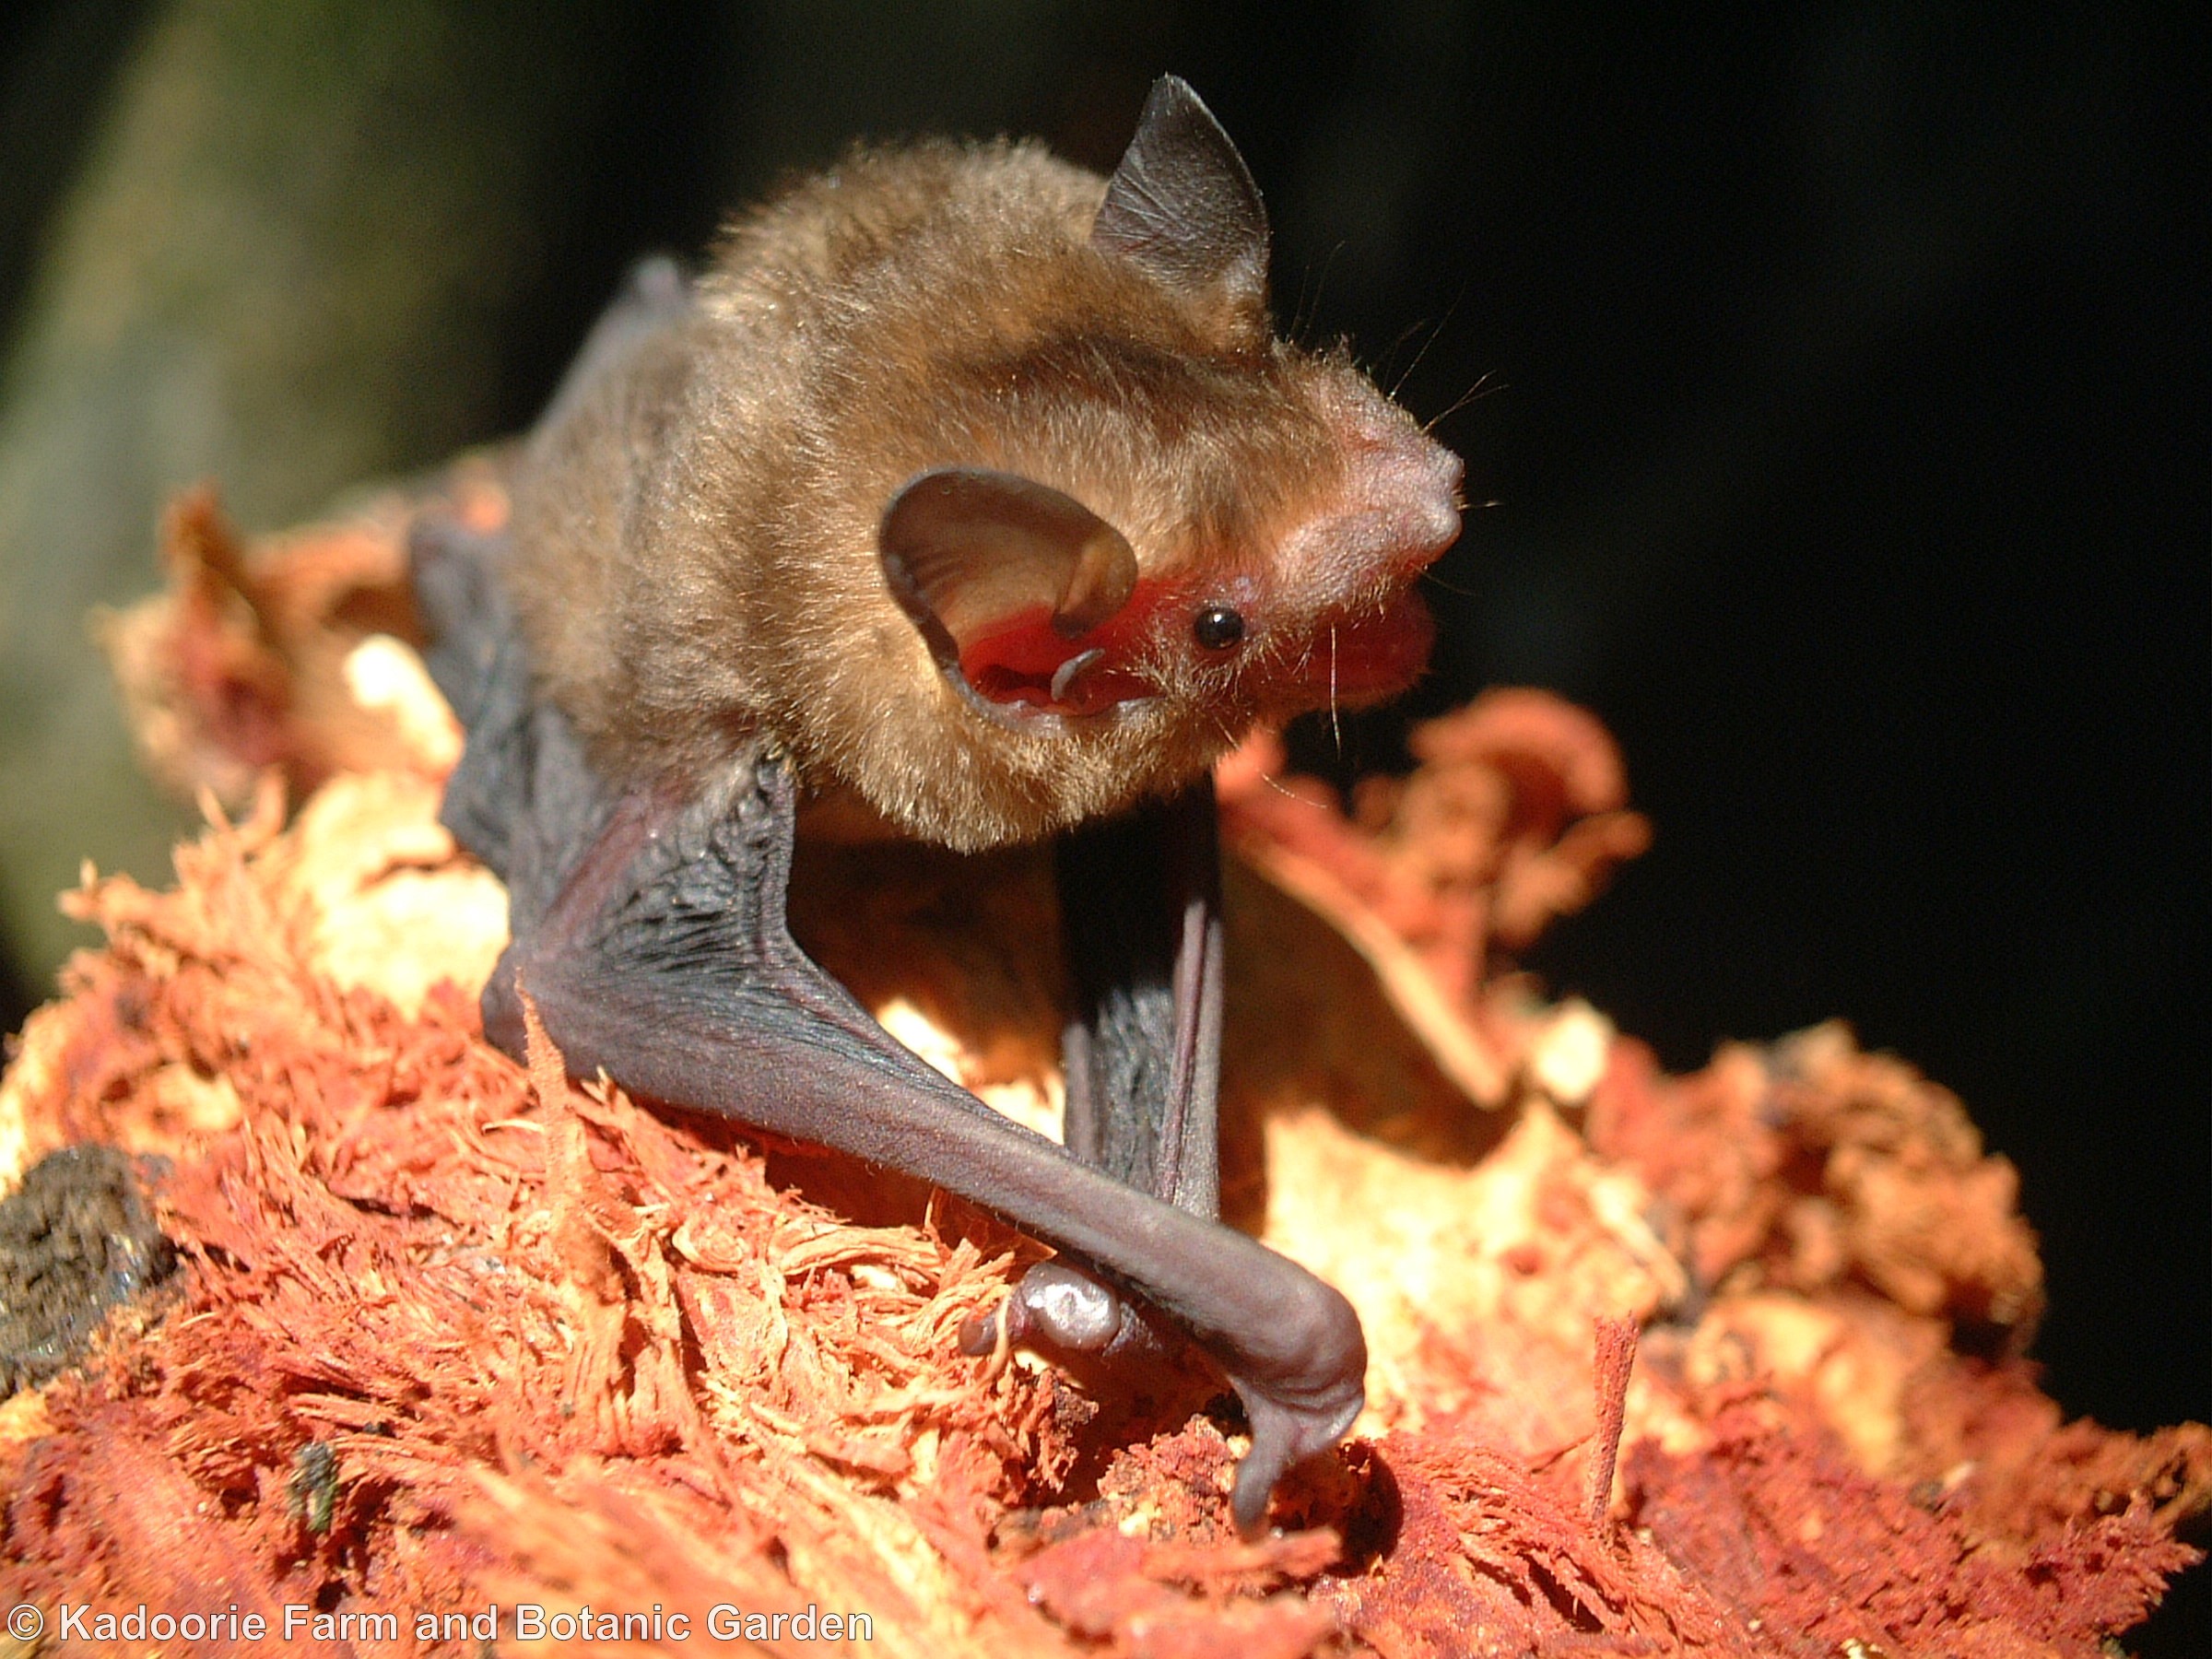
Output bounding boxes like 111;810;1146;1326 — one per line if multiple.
0;492;2203;1656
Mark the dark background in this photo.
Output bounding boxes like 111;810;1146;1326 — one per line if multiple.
1;3;2202;1645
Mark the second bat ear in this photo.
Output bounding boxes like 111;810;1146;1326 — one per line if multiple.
1091;76;1269;311
879;466;1137;658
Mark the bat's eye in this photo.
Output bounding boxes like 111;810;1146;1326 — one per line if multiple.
1193;605;1245;651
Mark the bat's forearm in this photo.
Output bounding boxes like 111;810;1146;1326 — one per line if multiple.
487;744;1363;1529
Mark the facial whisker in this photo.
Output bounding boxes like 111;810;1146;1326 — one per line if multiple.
1328;626;1343;754
1389;296;1461;401
1290;241;1348;346
1423;371;1500;435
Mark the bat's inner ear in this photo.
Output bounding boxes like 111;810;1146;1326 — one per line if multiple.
879;466;1149;716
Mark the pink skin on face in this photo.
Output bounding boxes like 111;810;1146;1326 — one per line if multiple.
955;573;1441;720
955;441;1462;721
951;375;1465;721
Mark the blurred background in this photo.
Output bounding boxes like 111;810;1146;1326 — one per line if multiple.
0;1;2201;1641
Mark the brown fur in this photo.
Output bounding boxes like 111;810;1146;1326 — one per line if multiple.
506;136;1458;851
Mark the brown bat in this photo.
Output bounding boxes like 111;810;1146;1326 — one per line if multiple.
410;77;1461;1531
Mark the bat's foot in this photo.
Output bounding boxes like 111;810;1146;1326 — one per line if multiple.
962;1259;1365;1538
1228;1382;1365;1536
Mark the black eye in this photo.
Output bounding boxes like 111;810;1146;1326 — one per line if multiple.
1193;605;1245;650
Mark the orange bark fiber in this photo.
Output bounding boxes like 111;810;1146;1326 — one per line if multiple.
1;489;2203;1656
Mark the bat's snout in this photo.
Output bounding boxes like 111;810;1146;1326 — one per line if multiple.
1354;417;1465;582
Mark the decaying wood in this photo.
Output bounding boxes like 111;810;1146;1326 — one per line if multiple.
1;489;2203;1655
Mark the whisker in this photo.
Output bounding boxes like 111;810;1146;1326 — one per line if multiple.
1210;709;1302;803
1423;371;1501;435
1216;712;1307;803
1389;297;1460;401
1380;316;1434;394
1291;241;1347;345
1329;627;1343;754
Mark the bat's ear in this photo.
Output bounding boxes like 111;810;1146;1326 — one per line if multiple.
879;467;1137;665
1092;76;1269;313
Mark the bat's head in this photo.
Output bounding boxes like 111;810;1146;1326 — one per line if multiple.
763;78;1462;848
876;372;1459;727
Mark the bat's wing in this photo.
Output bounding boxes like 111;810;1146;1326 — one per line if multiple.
538;254;694;433
412;536;1363;1528
409;516;535;879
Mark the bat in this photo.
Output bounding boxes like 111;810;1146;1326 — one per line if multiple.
409;76;1462;1531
